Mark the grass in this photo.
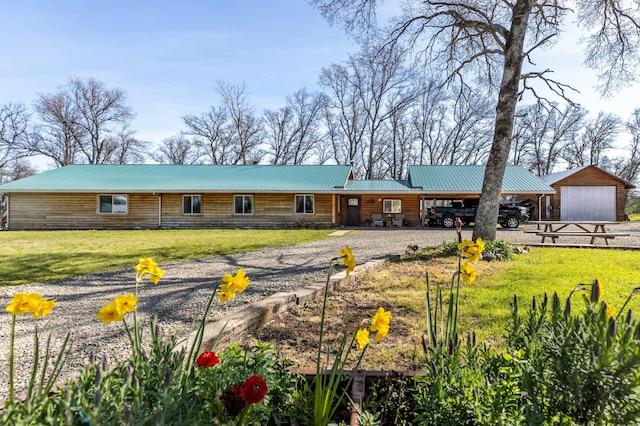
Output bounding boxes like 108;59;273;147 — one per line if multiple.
0;229;333;286
354;245;640;364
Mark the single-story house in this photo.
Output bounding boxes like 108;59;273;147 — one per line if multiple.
0;164;555;230
540;165;636;221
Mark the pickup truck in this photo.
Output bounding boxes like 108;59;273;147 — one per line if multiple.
427;199;529;228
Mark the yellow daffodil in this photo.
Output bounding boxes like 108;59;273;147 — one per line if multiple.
463;246;482;262
218;290;234;303
340;245;356;276
33;299;56;318
459;238;484;262
135;257;157;275
374;325;389;343
115;294;138;315
96;301;124;325
371;307;391;332
6;293;44;316
148;266;165;284
356;328;370;350
460;262;477;283
457;239;475;252
218;269;250;303
135;258;165;284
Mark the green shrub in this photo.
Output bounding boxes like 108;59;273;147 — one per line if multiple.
405;239;517;261
411;280;640;425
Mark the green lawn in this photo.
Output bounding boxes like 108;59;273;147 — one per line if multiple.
455;247;640;344
0;229;333;286
360;245;640;360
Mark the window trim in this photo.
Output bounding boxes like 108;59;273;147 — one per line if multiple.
295;194;315;214
233;194;254;215
383;199;402;214
98;194;128;214
182;194;202;215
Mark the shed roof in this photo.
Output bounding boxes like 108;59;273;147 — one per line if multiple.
0;164;353;193
542;165;636;189
408;165;555;195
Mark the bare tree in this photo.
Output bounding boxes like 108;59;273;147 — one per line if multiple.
562;111;622;168
264;88;326;164
382;99;414;179
216;80;264;164
319;62;367;173
151;133;201;165
30;77;140;165
512;103;587;175
319;43;420;177
0;103;33;183
183;106;232;164
31;91;84;166
309;0;640;240
609;108;640;195
101;127;148;164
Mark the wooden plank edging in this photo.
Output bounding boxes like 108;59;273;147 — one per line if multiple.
176;258;389;354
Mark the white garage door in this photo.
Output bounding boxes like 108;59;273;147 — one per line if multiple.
560;186;616;221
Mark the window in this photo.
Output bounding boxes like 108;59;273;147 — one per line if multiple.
183;195;202;214
99;194;128;214
383;199;401;214
234;195;253;215
295;195;314;214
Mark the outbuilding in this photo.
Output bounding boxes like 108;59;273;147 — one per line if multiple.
540;165;636;221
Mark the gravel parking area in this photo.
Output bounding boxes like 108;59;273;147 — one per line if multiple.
2;224;639;399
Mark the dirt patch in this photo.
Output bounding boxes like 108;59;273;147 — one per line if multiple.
230;264;432;373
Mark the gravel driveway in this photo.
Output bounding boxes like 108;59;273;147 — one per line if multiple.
2;224;639;399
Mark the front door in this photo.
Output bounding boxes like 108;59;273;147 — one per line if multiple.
346;197;361;226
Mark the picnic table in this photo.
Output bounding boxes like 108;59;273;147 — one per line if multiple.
524;221;630;245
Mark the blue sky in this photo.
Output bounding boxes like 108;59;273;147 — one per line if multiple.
1;0;359;149
2;1;639;169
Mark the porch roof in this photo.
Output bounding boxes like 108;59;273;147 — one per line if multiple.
341;180;416;193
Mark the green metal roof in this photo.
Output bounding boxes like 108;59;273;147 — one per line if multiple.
408;165;555;195
0;164;353;193
342;180;416;192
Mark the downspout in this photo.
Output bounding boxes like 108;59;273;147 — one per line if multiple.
537;194;544;225
331;194;336;225
158;194;162;228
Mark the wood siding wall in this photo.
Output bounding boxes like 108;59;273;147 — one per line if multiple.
7;193;159;230
6;192;336;230
338;194;422;227
161;193;335;229
547;168;627;221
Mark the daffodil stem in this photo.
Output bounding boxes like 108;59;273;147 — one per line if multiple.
122;318;136;355
316;260;334;377
616;286;640;322
8;314;16;406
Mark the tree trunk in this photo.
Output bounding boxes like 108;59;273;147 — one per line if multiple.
473;0;534;241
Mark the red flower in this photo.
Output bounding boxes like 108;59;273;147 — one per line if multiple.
221;384;246;416
196;351;219;368
241;375;268;404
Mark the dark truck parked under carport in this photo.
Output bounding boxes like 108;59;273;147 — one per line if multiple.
427;199;529;228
